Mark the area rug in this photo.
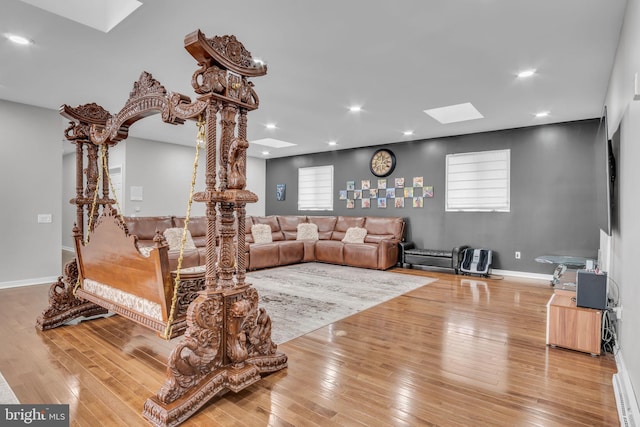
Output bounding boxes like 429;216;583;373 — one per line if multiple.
0;371;19;404
246;263;435;344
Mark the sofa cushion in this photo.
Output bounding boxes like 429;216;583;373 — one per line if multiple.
332;216;365;241
124;216;173;242
296;223;319;241
278;215;307;240
315;240;344;264
344;243;380;269
364;216;404;241
307;216;337;240
173;216;207;247
163;227;197;251
252;216;284;241
245;216;255;244
342;227;367;244
251;224;273;244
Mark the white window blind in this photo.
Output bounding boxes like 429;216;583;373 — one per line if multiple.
446;149;510;212
298;165;334;211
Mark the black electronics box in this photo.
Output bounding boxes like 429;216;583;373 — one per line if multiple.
576;270;608;310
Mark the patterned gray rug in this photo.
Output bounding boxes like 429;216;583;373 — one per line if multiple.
247;263;435;344
0;371;19;404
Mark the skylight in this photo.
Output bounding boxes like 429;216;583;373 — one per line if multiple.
424;102;484;124
251;138;296;149
19;0;142;33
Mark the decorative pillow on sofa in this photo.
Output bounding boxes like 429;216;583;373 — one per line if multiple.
251;224;273;244
296;223;319;241
342;227;367;244
163;227;197;251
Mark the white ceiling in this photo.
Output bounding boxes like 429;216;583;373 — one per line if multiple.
1;0;628;158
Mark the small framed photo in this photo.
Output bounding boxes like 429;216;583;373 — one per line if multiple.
339;190;347;200
423;186;434;198
361;198;371;208
404;187;414;198
385;188;395;198
346;199;355;209
377;198;387;208
369;188;378;198
276;184;286;201
394;198;405;208
413;176;423;187
413;196;424;208
377;179;387;189
361;180;371;190
395;177;405;188
346;180;355;191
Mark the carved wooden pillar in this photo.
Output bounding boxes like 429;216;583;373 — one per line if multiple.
143;30;287;427
75;141;84;236
36;103;112;331
204;101;219;291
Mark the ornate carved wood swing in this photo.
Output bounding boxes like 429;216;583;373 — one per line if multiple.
36;30;287;426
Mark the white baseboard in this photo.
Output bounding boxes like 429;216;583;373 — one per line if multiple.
0;276;58;289
492;269;553;281
614;351;640;427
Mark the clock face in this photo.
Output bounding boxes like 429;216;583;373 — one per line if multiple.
370;149;396;177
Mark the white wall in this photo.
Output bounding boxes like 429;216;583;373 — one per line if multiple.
604;0;640;413
0;100;63;287
121;138;265;218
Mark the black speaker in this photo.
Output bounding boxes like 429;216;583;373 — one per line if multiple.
576;270;608;310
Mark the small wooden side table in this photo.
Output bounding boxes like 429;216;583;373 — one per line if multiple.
546;289;602;356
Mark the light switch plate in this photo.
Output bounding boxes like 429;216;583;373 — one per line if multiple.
38;214;52;223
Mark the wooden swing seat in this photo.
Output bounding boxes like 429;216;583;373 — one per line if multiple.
74;206;204;338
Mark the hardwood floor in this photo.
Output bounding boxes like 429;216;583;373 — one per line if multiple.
0;266;619;426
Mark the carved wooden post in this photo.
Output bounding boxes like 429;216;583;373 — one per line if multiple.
143;30;286;427
36;103;113;331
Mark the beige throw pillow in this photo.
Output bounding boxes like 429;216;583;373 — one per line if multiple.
251;224;273;244
296;223;319;241
342;227;367;243
163;227;196;251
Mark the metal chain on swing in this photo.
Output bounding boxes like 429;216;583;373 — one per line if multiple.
162;116;205;340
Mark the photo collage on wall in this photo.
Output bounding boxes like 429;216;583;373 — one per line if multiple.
339;176;433;209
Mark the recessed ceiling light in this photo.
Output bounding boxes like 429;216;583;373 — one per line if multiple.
403;130;414;136
349;105;362;113
535;111;550;118
517;69;536;78
6;34;31;45
424;102;484;124
261;151;270;156
328;141;338;146
265;123;277;129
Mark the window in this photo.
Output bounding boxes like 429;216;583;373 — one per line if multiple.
298;165;334;211
446;149;510;212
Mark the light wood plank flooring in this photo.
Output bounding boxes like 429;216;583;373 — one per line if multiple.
0;266;618;426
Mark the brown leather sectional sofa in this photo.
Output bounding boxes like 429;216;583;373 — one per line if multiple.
124;215;405;271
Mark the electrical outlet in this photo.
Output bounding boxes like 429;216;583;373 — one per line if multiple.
515;251;521;259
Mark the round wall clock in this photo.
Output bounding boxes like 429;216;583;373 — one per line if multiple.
370;148;396;177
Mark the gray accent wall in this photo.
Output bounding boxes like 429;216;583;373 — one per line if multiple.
0;99;62;286
266;119;602;274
